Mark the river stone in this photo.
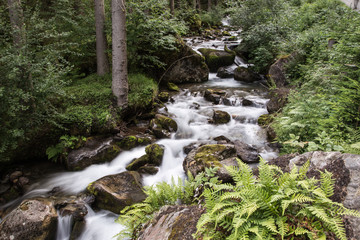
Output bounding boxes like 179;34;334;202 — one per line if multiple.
138;205;205;240
198;48;235;72
204;89;226;104
275;151;360;240
213;110;231;124
150;114;178;139
66;137;121;171
87;171;146;214
114;135;152;150
183;144;238;182
158;92;170;102
217;66;234;78
234;140;260;164
234;66;262;83
126;144;165;171
0;198;58;240
242;98;253;106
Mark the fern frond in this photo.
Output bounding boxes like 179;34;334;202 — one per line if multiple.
320;170;335;197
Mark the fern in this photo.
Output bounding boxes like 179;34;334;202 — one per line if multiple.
195;158;360;239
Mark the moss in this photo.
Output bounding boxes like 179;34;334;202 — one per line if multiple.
167;82;180;92
199;48;235;72
126;155;150;171
145;144;165;165
117;136;151;150
194;144;228;167
258;114;274;127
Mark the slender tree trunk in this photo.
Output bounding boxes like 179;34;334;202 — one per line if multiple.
193;0;197;9
7;0;24;48
214;0;217;6
208;0;212;11
112;0;128;108
196;0;201;11
170;0;175;16
95;0;110;75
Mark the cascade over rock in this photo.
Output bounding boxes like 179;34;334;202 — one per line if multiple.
87;171;146;214
0;198;58;240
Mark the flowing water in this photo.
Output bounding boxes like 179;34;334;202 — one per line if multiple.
0;32;278;239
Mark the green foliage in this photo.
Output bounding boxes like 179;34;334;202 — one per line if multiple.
116;167;219;239
128;74;158;111
195;159;360;240
46;135;86;162
200;6;225;27
126;0;188;71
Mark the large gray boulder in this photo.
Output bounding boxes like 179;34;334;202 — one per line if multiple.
87;171;147;214
269;151;360;240
138;205;205;240
234;140;260;164
198;48;235;72
0;198;58;240
266;87;290;114
268;53;296;88
234;66;261;83
66;137;121;171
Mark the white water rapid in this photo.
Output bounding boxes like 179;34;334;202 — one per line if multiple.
1;31;278;240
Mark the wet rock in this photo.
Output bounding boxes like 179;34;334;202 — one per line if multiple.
126;144;165;171
234;140;260;164
190;102;200;110
87;171;146;214
161;46;209;84
59;203;88;221
115;135;152;150
268;53;296;88
221;97;232;106
277;151;360;239
158;92;170;102
138;205;205;240
217;66;234;78
70;220;85;240
183;142;202;155
267;87;290;114
258;114;274;127
198;48;235;72
234;66;262;83
204;89;226;104
66;138;121;171
242;98;253;106
9;171;22;182
213;135;232;144
183;144;238;182
138;165;159;175
0;198;58;240
150;114;178;139
17;177;29;188
212;110;231;124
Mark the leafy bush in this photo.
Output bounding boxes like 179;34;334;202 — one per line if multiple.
195;159;360;240
128;74;158;111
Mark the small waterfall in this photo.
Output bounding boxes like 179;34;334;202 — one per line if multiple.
56;212;73;240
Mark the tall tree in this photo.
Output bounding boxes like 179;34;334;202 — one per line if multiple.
7;0;24;48
170;0;175;16
95;0;110;75
208;0;212;11
112;0;128;107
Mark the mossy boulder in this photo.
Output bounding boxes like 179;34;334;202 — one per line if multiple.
66;137;121;171
158;92;170;102
0;198;58;240
198;48;235;72
212;110;231;124
234;66;262;83
115;135;152;150
126;144;165;171
267;87;290;114
268;53;296;88
137;205;205;240
150;114;178;139
167;82;180;92
183;144;238;182
87;171;146;214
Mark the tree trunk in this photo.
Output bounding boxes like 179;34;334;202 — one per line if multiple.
95;0;110;76
7;0;24;48
170;0;175;16
193;0;196;9
196;0;201;11
208;0;212;11
112;0;128;108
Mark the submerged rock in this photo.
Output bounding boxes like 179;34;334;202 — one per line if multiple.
199;48;235;72
234;66;261;83
137;205;205;240
150;114;178;139
87;171;146;214
66;137;121;171
0;198;58;240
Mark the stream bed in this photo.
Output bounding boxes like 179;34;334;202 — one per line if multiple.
0;32;278;240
